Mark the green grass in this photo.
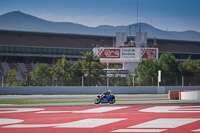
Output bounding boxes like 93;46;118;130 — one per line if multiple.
0;99;169;104
118;99;169;102
0;100;93;104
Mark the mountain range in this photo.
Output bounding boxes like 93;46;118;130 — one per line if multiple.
0;11;200;41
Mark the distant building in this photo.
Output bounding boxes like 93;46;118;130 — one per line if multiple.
0;29;200;80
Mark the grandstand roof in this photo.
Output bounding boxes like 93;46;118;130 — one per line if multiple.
0;29;200;54
0;29;114;49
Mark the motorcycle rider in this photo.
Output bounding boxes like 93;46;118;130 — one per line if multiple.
101;90;112;100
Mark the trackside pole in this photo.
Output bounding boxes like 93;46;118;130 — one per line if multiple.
107;77;109;87
1;75;3;87
82;76;84;87
158;70;161;87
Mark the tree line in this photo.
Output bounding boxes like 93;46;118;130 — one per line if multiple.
5;52;104;86
135;53;200;86
4;52;200;86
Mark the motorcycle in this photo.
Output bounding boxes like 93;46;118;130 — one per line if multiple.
94;93;115;104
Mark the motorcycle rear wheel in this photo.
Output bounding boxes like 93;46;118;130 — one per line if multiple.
94;98;101;104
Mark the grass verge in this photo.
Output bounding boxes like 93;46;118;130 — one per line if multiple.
0;99;169;104
0;100;93;104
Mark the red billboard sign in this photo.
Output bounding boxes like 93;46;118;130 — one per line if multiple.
98;49;120;58
141;49;157;59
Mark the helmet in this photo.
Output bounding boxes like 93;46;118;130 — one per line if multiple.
107;90;111;93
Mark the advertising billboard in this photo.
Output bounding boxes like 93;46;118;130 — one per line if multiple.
93;47;158;61
141;48;157;59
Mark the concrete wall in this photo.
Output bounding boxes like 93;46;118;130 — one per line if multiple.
0;86;200;95
181;91;200;100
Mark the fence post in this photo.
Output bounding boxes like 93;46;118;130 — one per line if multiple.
107;77;109;87
158;70;161;87
1;75;3;87
152;77;154;86
182;76;184;87
82;76;84;87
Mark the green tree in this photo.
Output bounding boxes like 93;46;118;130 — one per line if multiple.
5;69;19;86
50;55;73;86
179;56;194;76
126;73;134;86
194;60;200;76
179;57;200;85
135;58;159;86
31;63;52;86
109;65;126;86
76;52;103;86
158;53;180;85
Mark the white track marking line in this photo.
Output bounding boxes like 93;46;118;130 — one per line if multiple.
4;124;58;128
36;111;72;113
184;106;200;108
129;118;200;128
3;118;126;128
139;106;200;113
73;106;129;113
0;119;24;125
174;108;200;110
56;118;126;128
35;106;129;113
112;129;166;132
0;108;45;113
192;129;200;132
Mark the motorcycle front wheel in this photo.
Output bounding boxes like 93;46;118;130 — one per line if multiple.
109;98;115;104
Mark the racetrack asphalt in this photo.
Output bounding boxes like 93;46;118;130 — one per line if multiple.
0;104;200;133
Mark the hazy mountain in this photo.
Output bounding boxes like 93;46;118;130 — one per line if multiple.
0;11;200;41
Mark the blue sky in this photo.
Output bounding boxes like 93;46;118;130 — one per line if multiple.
1;0;200;32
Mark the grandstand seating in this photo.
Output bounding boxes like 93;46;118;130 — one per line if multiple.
0;62;37;81
1;62;10;71
25;63;33;72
